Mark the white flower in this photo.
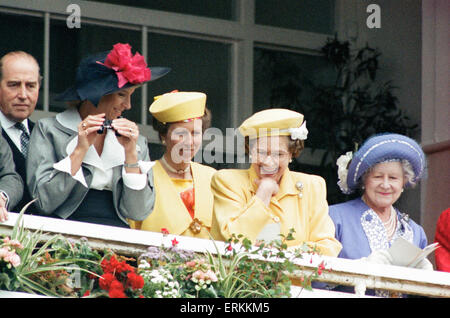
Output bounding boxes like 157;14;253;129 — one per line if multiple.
289;121;308;141
336;151;353;194
138;259;151;269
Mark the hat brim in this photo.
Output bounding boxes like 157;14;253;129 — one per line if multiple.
346;134;426;191
54;66;171;103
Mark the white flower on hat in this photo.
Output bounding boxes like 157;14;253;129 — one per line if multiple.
289;121;308;141
336;151;353;194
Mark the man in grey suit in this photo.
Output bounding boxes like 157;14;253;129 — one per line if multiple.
0;51;40;213
0;132;23;221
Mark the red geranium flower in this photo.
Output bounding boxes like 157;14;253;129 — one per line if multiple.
161;228;169;235
317;261;326;276
99;273;116;291
116;260;134;274
101;255;119;274
127;272;144;290
171;238;179;247
98;254;144;298
109;280;126;298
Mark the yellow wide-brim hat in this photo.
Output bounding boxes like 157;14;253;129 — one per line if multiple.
239;108;307;140
149;91;206;123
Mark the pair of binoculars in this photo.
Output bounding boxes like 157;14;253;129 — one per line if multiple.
97;116;122;136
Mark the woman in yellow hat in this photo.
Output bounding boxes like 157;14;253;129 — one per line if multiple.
129;91;216;238
210;108;342;257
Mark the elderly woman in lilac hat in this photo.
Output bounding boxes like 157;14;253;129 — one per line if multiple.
329;134;431;268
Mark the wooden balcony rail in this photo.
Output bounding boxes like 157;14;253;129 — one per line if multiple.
1;212;449;298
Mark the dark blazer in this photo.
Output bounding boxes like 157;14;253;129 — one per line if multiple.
1;119;37;213
0;131;23;210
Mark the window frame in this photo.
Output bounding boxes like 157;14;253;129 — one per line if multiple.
0;0;348;154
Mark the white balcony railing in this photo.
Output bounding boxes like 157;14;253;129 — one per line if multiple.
1;212;449;298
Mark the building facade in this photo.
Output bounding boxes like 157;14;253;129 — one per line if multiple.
0;0;448;262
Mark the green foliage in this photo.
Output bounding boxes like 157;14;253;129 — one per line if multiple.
213;229;323;298
0;202;100;297
50;237;103;297
136;229;326;298
262;35;418;204
2;210;327;298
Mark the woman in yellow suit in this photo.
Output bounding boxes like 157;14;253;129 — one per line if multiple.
129;91;216;238
210;109;342;257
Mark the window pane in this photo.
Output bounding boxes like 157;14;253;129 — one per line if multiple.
49;20;142;123
87;0;236;20
254;47;335;146
146;33;231;133
255;0;335;34
0;12;44;110
254;47;341;200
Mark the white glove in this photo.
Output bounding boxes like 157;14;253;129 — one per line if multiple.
364;249;394;265
413;258;434;271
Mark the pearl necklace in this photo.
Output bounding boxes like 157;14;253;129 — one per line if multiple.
160;155;191;175
362;196;397;240
383;206;397;240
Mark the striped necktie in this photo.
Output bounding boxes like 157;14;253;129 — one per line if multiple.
14;122;30;157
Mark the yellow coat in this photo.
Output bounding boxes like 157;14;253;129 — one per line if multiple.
129;160;216;238
210;166;342;257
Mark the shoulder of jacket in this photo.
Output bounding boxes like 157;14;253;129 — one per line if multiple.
36;116;57;126
289;171;325;185
329;198;361;216
213;168;247;182
191;162;217;173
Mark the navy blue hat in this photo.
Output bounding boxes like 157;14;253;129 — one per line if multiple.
55;43;170;106
343;133;426;193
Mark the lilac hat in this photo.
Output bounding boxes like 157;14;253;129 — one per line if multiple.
337;133;426;194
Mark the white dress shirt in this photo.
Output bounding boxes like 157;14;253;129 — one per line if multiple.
52;107;153;190
0;111;30;152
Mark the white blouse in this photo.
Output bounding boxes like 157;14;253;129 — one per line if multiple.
52;107;153;190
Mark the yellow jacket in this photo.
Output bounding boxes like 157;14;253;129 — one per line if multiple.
129;160;216;238
210;166;342;257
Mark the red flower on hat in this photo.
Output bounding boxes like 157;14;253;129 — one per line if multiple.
99;43;151;88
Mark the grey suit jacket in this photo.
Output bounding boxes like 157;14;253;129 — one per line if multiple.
0;130;23;210
26;114;154;224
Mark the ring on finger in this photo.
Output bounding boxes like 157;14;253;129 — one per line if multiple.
82;122;87;128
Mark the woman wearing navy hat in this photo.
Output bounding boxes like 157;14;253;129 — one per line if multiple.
329;134;432;278
26;43;170;227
